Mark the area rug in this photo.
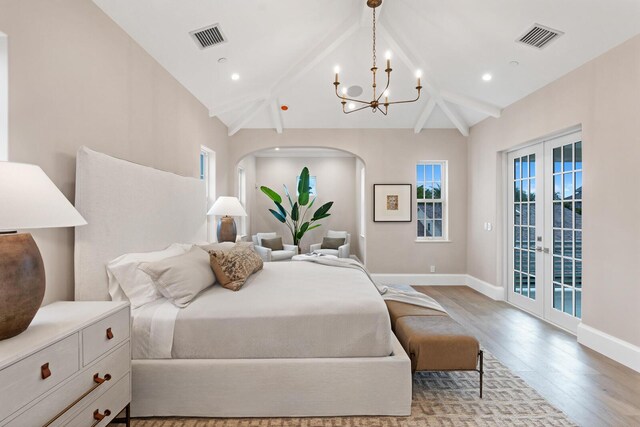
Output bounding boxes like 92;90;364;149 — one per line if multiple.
131;352;575;427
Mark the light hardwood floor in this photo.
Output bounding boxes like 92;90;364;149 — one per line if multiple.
414;286;640;427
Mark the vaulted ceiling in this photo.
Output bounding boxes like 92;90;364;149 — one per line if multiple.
93;0;640;136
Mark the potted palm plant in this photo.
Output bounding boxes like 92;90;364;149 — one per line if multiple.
260;167;333;251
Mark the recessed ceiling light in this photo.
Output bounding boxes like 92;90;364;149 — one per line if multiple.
348;102;356;110
347;85;363;97
274;147;280;151
217;57;227;63
482;73;492;82
231;73;240;81
510;60;520;67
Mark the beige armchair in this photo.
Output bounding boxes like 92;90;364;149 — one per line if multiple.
252;232;298;262
309;230;351;258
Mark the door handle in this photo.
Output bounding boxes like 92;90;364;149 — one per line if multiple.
536;247;550;253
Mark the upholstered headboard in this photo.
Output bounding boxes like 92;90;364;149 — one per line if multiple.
74;147;207;301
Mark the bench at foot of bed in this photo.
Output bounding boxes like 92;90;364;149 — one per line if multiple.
385;300;484;398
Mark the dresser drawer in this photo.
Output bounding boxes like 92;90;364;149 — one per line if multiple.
0;334;79;422
65;373;130;427
82;307;129;366
4;341;130;427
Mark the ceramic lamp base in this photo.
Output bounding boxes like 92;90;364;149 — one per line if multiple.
217;216;237;243
0;233;45;340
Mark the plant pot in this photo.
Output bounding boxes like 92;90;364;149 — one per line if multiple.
0;233;45;340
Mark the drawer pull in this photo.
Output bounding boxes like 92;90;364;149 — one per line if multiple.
106;327;114;340
41;363;51;380
42;373;112;426
91;409;111;426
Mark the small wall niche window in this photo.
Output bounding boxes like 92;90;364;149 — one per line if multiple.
200;147;216;241
416;161;447;240
237;166;247;236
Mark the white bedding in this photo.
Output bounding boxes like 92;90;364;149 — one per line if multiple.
132;261;394;359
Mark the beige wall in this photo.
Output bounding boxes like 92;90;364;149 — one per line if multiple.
0;0;229;304
229;129;468;275
468;35;640;346
252;156;358;254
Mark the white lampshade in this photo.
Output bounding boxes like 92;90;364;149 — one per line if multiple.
0;162;87;231
207;196;247;217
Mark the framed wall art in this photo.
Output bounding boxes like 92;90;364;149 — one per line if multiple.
373;184;412;222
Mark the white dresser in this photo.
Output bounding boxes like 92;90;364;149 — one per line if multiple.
0;301;131;427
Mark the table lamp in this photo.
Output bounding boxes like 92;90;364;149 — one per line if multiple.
207;196;247;243
0;162;87;340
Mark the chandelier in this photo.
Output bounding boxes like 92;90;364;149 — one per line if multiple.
333;0;422;115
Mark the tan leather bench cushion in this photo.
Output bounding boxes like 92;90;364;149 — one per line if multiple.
385;300;479;372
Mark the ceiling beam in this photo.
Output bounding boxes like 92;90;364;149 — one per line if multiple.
440;90;501;118
227;99;267;137
209;93;268;118
270;99;283;134
438;100;469;136
379;22;470;136
414;97;437;134
228;11;361;136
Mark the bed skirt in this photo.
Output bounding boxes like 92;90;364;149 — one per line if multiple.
131;334;411;417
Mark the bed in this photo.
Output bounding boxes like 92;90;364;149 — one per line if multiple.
74;147;411;417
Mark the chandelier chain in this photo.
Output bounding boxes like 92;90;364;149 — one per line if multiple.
372;6;376;68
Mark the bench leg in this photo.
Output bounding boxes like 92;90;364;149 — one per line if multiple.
478;350;484;399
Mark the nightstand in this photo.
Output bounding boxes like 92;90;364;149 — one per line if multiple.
0;301;131;427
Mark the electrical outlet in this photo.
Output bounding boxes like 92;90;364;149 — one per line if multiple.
430;265;436;273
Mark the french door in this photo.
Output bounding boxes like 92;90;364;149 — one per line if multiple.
508;131;583;333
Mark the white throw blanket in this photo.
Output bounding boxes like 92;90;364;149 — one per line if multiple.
292;254;447;314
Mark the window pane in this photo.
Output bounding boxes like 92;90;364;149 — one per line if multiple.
553;147;562;173
433;183;442;199
529;203;535;226
529;227;536;250
575;202;582;229
563;230;573;257
514;272;521;293
529;276;536;300
514;158;521;180
575;290;582;318
425;220;434;237
553;284;562;310
514;226;521;248
521;204;528;226
521;251;528;273
522;156;529;178
575;231;582;259
529;154;536;177
417;220;425;237
575;261;582;288
514;181;521;202
575;172;582;200
425;182;434;199
514;204;521;225
433;164;442;182
554;175;562;200
563;202;573;229
563;287;573;315
553;230;562;255
433;220;443;237
563;258;573;286
425;164;433;181
417;184;425;199
563;173;573;200
416;164;425;183
575;142;582;170
521;274;529;297
553;203;562;228
529;249;536;275
434;202;442;219
521;179;529;202
425;203;433;219
417;202;426;219
514;249;521;271
553;256;562;283
563;144;573;172
529;179;536;201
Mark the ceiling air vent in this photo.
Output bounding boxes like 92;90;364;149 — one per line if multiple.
517;24;564;49
190;24;227;49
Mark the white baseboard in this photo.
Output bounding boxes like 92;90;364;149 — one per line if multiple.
577;323;640;373
370;273;505;301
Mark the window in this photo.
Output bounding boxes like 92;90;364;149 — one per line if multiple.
416;161;447;240
200;147;216;240
237;166;247;236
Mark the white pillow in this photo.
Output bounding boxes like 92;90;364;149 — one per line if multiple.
139;246;215;308
106;243;192;308
256;232;277;246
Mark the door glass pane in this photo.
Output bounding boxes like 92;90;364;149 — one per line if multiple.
553;147;562;173
529;203;536;226
529;154;536;177
563;144;573;172
529;179;536;201
574;142;582;170
563;287;573;315
553;284;562;310
521;204;528;225
514;204;521;225
514;158;521;179
575;290;582;318
563;173;573;199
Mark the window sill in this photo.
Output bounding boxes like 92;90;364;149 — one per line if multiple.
414;239;452;243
